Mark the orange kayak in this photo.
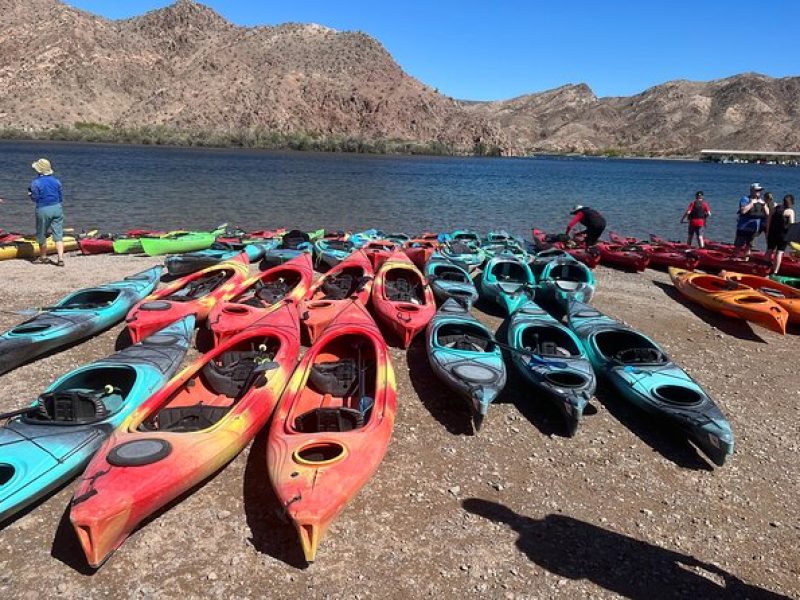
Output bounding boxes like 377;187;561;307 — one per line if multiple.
371;250;435;348
268;300;396;563
669;267;788;334
207;253;313;345
720;271;800;324
300;250;374;344
403;238;439;270
361;239;399;270
70;302;302;567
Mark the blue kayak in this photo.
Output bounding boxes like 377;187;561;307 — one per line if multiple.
479;255;535;315
506;301;596;436
165;242;271;276
0;316;194;523
565;299;734;466
313;238;354;270
425;253;479;309
426;299;506;431
533;253;596;306
0;267;161;376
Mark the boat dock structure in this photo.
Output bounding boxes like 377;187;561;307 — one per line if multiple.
700;149;800;165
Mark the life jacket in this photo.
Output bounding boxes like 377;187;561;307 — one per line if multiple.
747;200;767;220
689;200;707;220
579;208;606;230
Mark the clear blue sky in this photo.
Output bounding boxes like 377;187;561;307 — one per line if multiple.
68;0;800;100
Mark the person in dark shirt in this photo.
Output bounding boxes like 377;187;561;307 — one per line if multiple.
734;183;769;259
680;191;711;248
765;194;795;274
566;205;606;247
29;158;65;266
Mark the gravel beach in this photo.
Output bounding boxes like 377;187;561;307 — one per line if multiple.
0;252;797;599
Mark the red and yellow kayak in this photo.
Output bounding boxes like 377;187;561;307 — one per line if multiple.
70;301;301;568
126;253;249;343
268;300;396;563
370;250;435;348
669;267;788;334
720;271;800;324
207;253;313;345
300;250;374;344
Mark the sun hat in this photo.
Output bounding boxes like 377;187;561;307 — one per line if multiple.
570;205;584;214
31;158;53;175
750;183;763;191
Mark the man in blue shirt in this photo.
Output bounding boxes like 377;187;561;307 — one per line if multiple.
734;183;769;259
30;158;66;266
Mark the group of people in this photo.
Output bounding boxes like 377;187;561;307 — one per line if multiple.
565;182;796;275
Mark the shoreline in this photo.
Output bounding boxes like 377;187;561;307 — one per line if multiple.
0;252;796;598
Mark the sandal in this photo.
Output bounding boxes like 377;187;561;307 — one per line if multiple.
32;257;48;265
55;260;65;267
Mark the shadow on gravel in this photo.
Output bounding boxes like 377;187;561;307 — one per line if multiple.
651;280;766;343
405;336;474;436
114;326;133;351
594;383;713;471
243;430;308;569
463;500;791;600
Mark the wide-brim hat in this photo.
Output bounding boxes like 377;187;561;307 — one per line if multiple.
32;158;53;176
750;182;763;191
570;205;584;214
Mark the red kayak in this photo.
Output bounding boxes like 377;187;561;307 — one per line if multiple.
301;250;374;343
597;243;650;272
0;230;24;244
694;249;770;276
79;236;115;255
361;240;399;270
370;250;435;348
403;239;439;271
126;253;250;343
207;254;313;345
643;246;699;271
609;232;638;245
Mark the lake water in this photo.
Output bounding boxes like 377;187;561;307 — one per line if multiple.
2;140;799;242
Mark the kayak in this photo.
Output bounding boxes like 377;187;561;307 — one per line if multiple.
597;243;649;272
164;242;270;276
425;253;479;309
0;267;161;376
719;272;800;324
371;250;436;348
450;229;482;247
208;254;314;345
608;232;638;245
0;235;79;261
348;229;384;248
771;274;800;289
482;242;528;264
694;249;770;276
112;231;170;255
425;299;506;431
479;255;535;315
669;267;788;334
535;254;596;306
403;239;439;271
361;239;399;270
749;251;800;278
79;235;115;255
643;246;700;271
385;233;411;245
140;229;222;257
565;299;734;466
565;246;601;269
70;304;300;568
486;230;518;245
126;255;249;343
507;300;596;436
300;250;374;343
0;316;193;524
313;238;354;270
267;300;395;562
439;240;485;270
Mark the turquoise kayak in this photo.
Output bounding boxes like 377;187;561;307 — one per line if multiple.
313;238;354;270
565;299;733;466
506;300;596;436
0;267;161;376
0;316;193;523
479;255;535;315
425;299;506;431
440;240;485;270
424;253;479;309
533;253;596;306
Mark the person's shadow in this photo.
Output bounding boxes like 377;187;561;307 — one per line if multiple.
462;499;790;600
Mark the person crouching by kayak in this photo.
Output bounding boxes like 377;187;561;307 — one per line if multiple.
566;205;606;247
733;183;769;259
764;194;795;274
680;191;711;248
30;158;65;266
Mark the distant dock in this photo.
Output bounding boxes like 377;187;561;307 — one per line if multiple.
700;149;800;166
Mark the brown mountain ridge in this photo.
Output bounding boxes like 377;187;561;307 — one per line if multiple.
1;0;798;155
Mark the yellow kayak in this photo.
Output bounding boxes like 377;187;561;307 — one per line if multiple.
0;236;79;261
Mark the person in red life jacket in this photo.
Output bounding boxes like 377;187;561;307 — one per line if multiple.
680;191;711;248
566;205;606;247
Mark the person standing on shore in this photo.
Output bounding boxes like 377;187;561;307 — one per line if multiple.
680;191;710;248
566;205;606;247
30;158;66;266
764;194;794;274
733;183;768;259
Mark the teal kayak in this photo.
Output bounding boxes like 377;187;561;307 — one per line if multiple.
425;299;506;431
479;255;535;315
440;240;485;270
425;253;479;309
534;254;596;306
313;238;354;270
0;316;193;523
565;299;733;466
506;301;596;436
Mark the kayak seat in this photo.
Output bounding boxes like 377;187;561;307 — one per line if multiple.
140;404;230;432
249;279;292;306
294;406;363;433
438;324;492;352
614;347;667;365
322;272;355;300
32;390;108;424
385;275;421;303
165;271;228;302
325;239;351;251
202;350;268;398
309;359;358;396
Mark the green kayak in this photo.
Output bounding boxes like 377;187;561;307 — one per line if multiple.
770;274;800;289
140;227;226;256
307;228;325;242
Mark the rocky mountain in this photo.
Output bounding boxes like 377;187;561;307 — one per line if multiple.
0;0;798;155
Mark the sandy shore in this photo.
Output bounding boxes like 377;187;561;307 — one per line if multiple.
0;252;797;599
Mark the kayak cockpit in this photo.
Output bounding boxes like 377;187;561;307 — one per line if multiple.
594;330;668;365
163;269;236;303
318;267;370;300
56;289;121;310
239;272;303;307
519;325;580;358
432;264;470;284
384;270;426;304
489;260;530;284
435;323;494;353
